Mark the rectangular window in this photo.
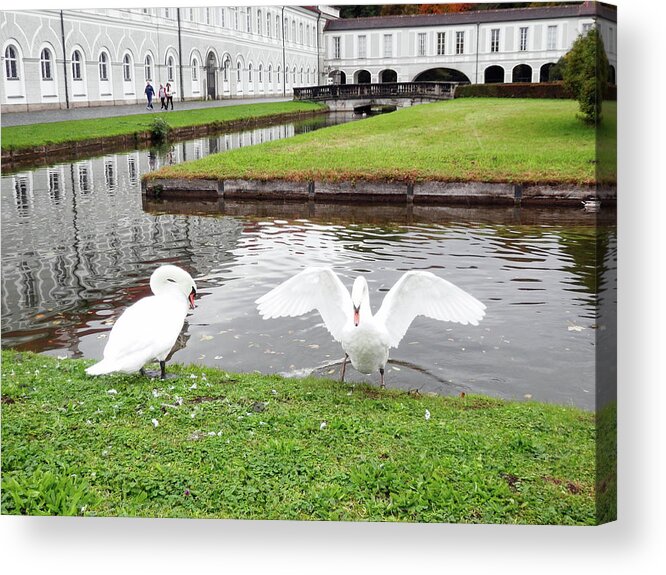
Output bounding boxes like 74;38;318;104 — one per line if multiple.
206;8;210;25
491;28;500;53
519;27;528;51
358;35;367;59
246;9;252;33
384;34;393;58
582;22;592;33
333;36;341;59
220;8;225;28
547;25;557;50
418;33;427;56
164;8;169;19
609;26;614;52
456;31;464;55
437;32;446;55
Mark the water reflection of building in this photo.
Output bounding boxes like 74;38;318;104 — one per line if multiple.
1;142;246;351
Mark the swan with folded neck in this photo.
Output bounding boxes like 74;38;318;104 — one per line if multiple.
256;267;486;388
86;265;197;379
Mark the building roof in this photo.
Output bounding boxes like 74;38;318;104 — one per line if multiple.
324;2;617;32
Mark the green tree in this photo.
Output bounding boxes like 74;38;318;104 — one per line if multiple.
561;27;609;124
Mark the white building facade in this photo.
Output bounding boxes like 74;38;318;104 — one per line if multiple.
323;3;617;85
1;6;338;112
1;4;616;113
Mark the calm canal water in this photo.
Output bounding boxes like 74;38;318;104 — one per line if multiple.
1;115;616;410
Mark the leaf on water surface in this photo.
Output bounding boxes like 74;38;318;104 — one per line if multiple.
200;335;214;341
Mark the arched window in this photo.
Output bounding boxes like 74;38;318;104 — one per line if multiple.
167;55;175;82
267;13;271;37
5;45;19;79
123;54;132;81
292;21;296;42
300;23;304;44
192;58;198;82
99;52;109;80
40;48;53;80
237;61;242;84
277;65;281;84
257;10;262;35
276;16;281;39
246;8;252;33
71;50;82;80
248;63;253;82
292;66;296;84
144;54;153;81
284;17;289;40
268;65;272;83
300;67;303;83
258;64;263;83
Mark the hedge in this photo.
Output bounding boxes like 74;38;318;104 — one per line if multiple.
454;82;616;101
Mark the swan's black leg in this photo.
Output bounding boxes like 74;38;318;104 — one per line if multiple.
159;361;166;380
140;367;147;377
379;367;385;389
340;354;348;383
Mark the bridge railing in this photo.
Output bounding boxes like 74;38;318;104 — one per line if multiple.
293;82;464;101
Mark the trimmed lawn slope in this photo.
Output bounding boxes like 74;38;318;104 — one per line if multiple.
2;350;600;524
147;99;616;185
1;101;326;151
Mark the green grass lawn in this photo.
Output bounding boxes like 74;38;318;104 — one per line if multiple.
147;98;616;185
1;101;326;151
1;350;605;524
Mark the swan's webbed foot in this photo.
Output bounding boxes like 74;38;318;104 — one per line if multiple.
340;354;348;383
379;367;385;389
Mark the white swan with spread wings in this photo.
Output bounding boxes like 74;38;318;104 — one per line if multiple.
256;267;485;388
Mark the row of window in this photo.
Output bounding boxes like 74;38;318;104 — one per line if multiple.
332;24;587;60
199;59;317;86
156;7;316;46
4;45;177;83
4;44;315;88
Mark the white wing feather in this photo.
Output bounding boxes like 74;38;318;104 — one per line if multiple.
374;271;486;348
255;267;352;342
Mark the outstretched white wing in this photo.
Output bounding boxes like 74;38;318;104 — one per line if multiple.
374;271;486;349
255;267;352;342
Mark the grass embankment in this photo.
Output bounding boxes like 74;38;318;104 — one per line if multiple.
1;350;602;524
148;98;617;185
1;101;326;152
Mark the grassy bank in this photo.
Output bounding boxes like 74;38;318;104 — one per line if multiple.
1;350;601;524
1;101;326;152
147;98;616;185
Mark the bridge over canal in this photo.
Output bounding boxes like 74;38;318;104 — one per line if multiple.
292;82;464;113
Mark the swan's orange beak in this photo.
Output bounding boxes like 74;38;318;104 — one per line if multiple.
353;306;360;327
189;288;196;309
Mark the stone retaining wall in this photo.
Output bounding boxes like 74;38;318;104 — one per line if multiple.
142;177;615;207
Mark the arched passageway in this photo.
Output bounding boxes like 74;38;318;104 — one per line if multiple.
355;69;371;84
512;64;532;83
484;65;504;84
379;69;397;83
328;70;346;85
540;63;555;82
608;65;616;84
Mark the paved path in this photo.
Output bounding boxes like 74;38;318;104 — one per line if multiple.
1;97;292;127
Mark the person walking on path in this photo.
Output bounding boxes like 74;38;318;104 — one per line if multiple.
165;83;174;111
145;81;155;110
158;84;166;110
